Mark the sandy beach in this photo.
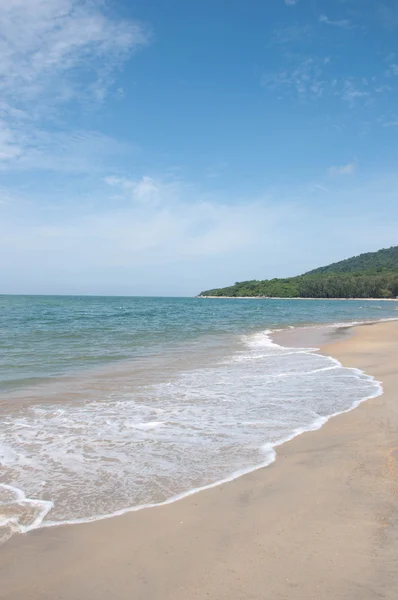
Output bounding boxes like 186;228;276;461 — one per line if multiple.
1;320;398;600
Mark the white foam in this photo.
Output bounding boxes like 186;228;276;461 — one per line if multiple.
129;421;164;430
0;326;384;541
0;484;53;543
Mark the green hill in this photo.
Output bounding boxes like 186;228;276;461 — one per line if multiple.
199;246;398;299
305;246;398;276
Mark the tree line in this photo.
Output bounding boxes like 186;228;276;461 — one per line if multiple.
200;273;398;299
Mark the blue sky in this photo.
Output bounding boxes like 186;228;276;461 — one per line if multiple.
1;0;398;295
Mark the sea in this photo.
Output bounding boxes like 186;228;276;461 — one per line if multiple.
1;295;397;544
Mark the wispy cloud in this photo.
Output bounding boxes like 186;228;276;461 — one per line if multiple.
0;0;150;174
0;176;297;294
386;63;398;77
319;14;353;29
381;120;398;127
268;25;312;46
0;128;133;174
263;55;378;107
2;173;398;295
310;184;329;193
0;122;23;161
262;58;325;100
104;175;185;206
284;0;298;6
333;78;371;107
0;0;150;107
329;162;357;177
375;84;393;93
378;3;398;31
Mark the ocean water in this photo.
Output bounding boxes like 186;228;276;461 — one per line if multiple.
0;295;397;543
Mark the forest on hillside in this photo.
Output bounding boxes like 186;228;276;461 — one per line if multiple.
200;247;398;299
306;245;398;276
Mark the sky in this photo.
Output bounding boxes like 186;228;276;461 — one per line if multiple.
0;0;398;296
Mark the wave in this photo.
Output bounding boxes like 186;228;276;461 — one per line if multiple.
0;324;383;542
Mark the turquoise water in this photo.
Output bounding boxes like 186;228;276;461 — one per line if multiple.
1;295;397;392
0;296;397;543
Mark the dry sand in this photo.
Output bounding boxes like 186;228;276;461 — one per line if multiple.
1;320;398;600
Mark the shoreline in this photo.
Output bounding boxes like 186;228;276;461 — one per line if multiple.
0;320;383;536
2;321;398;599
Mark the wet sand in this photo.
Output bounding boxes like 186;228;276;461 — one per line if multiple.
1;320;398;599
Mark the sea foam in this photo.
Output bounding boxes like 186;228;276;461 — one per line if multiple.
0;329;382;542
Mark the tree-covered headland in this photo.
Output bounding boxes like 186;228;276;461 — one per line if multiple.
199;246;398;299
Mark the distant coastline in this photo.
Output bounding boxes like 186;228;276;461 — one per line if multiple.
198;246;398;300
197;296;398;301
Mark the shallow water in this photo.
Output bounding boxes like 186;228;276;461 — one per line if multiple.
0;296;397;543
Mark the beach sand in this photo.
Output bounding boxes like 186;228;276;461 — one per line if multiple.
1;320;398;599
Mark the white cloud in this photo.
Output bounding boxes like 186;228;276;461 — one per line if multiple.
382;120;398;127
375;84;393;93
334;79;371;107
0;177;298;294
0;0;150;106
268;25;312;46
329;162;357;177
378;3;398;31
0;1;150;174
104;175;183;205
386;63;398;77
263;58;325;100
264;23;395;109
284;0;298;5
264;62;373;107
311;184;329;193
0;127;132;173
0;123;23;160
319;15;353;29
2;173;398;295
